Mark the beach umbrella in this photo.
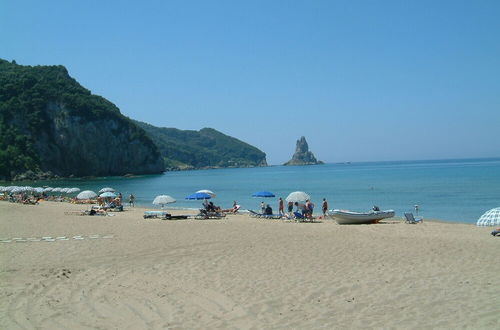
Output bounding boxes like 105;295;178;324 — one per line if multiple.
43;187;54;192
99;187;115;193
52;187;62;192
33;187;44;193
476;207;500;226
11;187;24;194
5;186;18;192
153;195;176;208
286;191;311;203
185;192;212;200
252;191;275;198
76;190;97;200
67;188;80;193
4;186;16;192
196;189;216;197
100;192;117;198
60;188;70;193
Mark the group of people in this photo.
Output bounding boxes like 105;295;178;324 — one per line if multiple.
1;192;41;205
201;199;240;214
259;197;329;219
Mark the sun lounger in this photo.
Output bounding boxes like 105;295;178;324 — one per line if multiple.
248;210;264;218
404;212;423;224
65;209;107;216
293;211;316;222
143;211;169;219
195;210;226;219
260;213;283;219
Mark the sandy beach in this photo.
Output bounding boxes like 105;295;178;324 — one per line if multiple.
0;201;498;329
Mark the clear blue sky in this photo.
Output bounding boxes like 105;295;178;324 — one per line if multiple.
2;0;499;164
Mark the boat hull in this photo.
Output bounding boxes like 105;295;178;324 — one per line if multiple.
329;209;395;225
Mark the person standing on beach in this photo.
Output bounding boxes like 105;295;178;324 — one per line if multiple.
322;198;328;218
128;193;135;207
278;197;284;216
260;201;265;214
287;201;294;217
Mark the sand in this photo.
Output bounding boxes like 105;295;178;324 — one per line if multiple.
0;201;499;329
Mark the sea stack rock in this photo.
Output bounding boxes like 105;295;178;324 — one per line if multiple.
284;136;323;166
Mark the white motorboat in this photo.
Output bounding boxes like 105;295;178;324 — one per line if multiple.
329;209;395;224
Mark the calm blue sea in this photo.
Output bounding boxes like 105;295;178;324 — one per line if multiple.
8;158;500;224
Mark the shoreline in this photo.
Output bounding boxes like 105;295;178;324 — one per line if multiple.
0;200;480;225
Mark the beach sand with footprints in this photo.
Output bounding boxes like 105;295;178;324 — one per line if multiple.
1;201;499;329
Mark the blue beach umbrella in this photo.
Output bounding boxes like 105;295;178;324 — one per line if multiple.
252;191;275;198
185;192;212;200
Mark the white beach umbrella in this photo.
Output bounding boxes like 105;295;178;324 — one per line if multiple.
52;187;62;192
76;190;97;200
99;187;115;193
5;186;18;192
43;187;53;192
153;195;176;208
100;192;117;198
60;188;70;193
11;187;24;194
67;188;80;193
33;187;44;193
285;191;311;203
4;186;17;192
476;207;500;226
196;189;216;197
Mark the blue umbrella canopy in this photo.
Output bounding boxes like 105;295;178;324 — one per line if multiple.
185;192;212;200
252;191;275;198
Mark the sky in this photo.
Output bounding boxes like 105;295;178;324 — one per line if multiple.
1;0;499;165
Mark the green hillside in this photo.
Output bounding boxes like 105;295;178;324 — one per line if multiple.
0;59;164;180
0;59;267;180
135;121;268;170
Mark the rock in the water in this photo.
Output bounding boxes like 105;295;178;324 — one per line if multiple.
284;136;323;166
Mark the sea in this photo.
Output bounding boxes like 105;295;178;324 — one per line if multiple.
6;158;500;224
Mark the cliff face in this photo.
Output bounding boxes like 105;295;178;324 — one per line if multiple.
32;103;164;177
284;136;323;166
0;59;164;180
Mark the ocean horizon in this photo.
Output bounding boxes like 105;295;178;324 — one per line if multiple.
4;157;500;224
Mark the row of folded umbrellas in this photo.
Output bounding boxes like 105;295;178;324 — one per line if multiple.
0;186;117;198
0;186;81;194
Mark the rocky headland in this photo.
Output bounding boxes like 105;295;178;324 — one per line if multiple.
283;136;323;166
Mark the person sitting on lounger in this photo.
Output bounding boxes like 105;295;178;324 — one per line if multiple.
264;204;273;215
491;227;500;236
222;201;240;213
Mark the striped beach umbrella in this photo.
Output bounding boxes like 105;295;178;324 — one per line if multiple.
99;187;115;193
153;195;176;208
476;207;500;226
196;189;216;197
77;190;97;200
285;191;311;203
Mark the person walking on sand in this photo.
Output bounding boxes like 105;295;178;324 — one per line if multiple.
128;193;135;207
278;197;284;216
322;198;328;218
